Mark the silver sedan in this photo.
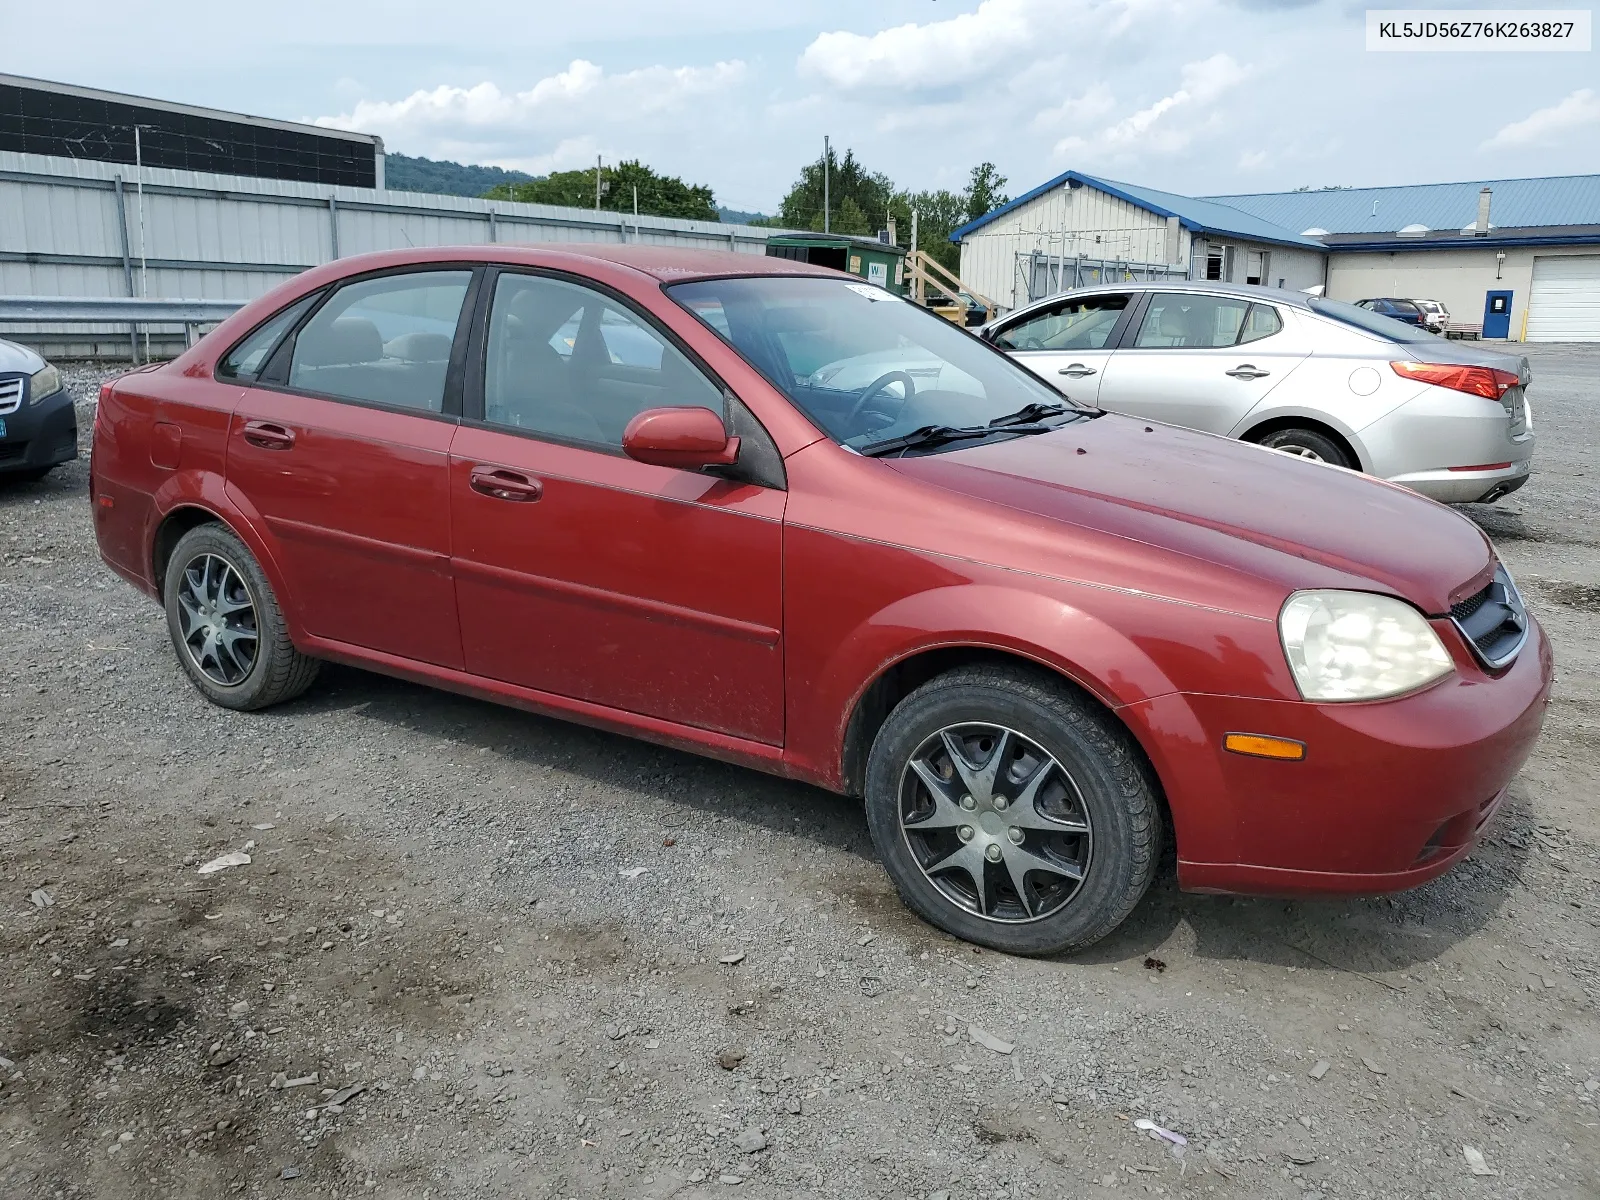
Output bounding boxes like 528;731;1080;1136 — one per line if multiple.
980;282;1533;504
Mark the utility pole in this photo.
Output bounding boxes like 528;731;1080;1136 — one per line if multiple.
822;135;830;234
595;155;602;210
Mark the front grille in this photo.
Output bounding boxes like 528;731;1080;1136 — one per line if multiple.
0;440;27;463
0;375;23;415
1451;588;1488;623
1450;564;1528;669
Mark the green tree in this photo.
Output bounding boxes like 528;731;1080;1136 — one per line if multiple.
775;146;896;236
963;162;1010;223
485;159;718;221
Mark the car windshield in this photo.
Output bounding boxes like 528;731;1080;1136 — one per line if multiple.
1309;296;1438;343
667;276;1082;450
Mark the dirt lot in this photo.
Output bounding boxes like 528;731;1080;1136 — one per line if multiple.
1;347;1596;1200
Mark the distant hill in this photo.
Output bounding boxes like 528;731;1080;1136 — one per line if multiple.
718;206;772;225
385;153;538;197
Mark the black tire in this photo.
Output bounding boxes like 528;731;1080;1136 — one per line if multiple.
863;664;1162;956
162;523;319;711
1253;427;1354;469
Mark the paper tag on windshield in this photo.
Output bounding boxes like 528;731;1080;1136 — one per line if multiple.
844;283;898;302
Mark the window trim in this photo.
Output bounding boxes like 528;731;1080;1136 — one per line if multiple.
248;263;486;423
461;265;739;461
991;291;1137;354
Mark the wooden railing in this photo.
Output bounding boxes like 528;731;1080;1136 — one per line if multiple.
906;251;998;322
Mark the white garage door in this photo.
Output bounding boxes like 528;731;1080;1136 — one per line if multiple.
1526;255;1600;342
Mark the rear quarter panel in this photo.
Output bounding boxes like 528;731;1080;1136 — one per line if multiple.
92;362;246;595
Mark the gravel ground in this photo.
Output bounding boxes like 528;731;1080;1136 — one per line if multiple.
1;350;1596;1200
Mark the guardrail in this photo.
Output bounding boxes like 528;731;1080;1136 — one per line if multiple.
0;296;246;352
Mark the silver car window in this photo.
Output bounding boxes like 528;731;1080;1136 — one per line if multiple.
994;294;1129;352
1132;293;1250;349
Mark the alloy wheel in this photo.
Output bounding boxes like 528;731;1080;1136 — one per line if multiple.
175;552;259;686
1275;444;1325;461
898;723;1092;923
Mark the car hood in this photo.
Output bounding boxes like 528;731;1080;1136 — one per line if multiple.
0;337;46;374
887;414;1494;616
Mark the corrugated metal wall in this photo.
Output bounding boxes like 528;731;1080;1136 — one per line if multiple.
0;149;777;354
958;184;1187;308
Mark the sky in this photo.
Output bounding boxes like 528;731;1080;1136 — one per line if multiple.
8;0;1597;212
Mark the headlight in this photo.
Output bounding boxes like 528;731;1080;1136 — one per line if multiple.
1279;590;1453;701
29;364;62;404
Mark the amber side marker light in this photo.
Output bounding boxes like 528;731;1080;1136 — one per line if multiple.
1224;733;1306;761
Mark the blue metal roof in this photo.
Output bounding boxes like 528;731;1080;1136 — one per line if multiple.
1202;174;1600;236
949;170;1327;250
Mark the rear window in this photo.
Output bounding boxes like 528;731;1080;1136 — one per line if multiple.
1308;297;1437;343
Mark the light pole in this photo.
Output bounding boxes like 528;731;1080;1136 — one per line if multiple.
823;135;830;234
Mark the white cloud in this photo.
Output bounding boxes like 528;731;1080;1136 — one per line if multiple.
798;0;1038;90
317;59;746;171
1049;53;1248;159
1480;88;1600;150
1033;84;1118;131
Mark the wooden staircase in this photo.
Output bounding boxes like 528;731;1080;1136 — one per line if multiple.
906;250;998;324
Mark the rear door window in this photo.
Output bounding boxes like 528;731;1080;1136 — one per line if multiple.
286;270;472;412
1132;294;1250;349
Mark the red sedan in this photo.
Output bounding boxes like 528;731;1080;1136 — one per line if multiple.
90;246;1552;954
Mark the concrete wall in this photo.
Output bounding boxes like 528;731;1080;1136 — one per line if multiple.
0;149;779;357
1325;243;1600;340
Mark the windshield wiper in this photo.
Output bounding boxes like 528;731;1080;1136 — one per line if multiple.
987;401;1072;428
857;421;1055;458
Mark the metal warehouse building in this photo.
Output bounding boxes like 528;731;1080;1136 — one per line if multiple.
0;75;777;358
956;169;1600;341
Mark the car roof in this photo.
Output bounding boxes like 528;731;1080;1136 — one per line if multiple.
1006;279;1317;320
292;244;844;286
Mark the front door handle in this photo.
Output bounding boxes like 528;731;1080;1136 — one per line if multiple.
1057;364;1098;377
1225;365;1270;380
242;420;295;450
469;465;542;503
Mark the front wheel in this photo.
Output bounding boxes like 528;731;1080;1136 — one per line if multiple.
162;524;319;711
1253;427;1354;469
863;665;1162;955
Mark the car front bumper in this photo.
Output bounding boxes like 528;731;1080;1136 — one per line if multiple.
1122;613;1553;896
0;384;78;476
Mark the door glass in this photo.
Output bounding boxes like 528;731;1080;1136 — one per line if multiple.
1133;293;1250;349
1237;303;1283;345
287;271;470;411
993;294;1128;351
484;273;722;447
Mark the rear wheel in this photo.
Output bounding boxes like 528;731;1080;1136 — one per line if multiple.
1253;426;1354;469
863;665;1162;955
162;524;319;711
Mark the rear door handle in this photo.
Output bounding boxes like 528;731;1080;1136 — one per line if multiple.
1225;365;1270;380
242;420;295;450
469;465;542;503
1057;364;1098;377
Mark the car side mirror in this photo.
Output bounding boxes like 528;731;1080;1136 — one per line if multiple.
622;406;741;469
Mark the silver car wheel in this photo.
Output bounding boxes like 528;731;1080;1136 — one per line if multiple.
175;552;259;686
898;722;1092;924
1275;444;1326;462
